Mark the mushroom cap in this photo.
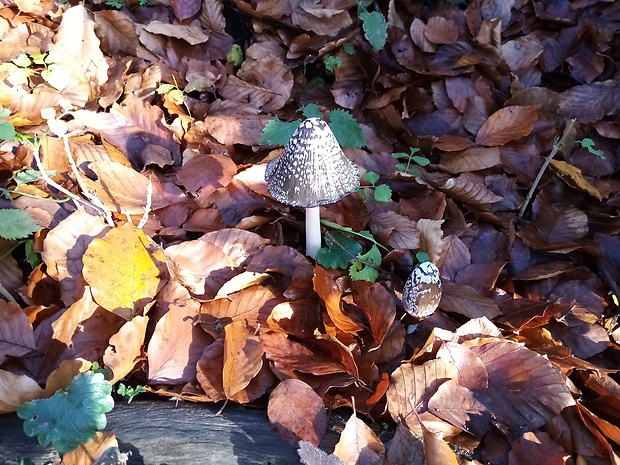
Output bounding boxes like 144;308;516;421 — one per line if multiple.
402;261;442;318
264;118;360;208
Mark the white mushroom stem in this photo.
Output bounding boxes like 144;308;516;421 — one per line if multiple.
305;206;321;259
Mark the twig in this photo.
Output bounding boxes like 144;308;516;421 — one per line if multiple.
0;282;17;303
517;119;576;220
137;174;153;229
61;135;115;226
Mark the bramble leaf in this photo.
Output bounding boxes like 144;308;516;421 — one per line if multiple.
14;169;56;186
363;172;380;185
359;11;387;52
0;119;16;141
328;109;365;149
260;118;302;146
316;231;362;269
302;103;321;119
0;209;41;240
349;245;381;282
17;371;114;454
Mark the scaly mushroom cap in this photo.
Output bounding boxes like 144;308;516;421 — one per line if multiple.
265;118;360;208
403;261;442;318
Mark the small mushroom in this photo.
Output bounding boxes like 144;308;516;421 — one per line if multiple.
402;261;442;318
265;118;360;258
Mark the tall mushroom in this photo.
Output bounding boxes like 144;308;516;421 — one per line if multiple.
265;118;360;259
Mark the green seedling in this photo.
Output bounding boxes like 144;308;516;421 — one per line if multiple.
392;147;429;176
322;54;342;72
227;44;243;67
360;171;392;203
117;383;147;404
357;1;387;51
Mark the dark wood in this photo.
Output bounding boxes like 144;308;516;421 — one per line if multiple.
0;399;301;464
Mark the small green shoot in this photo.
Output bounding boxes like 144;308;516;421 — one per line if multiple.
349;244;381;282
343;43;356;55
316;231;362;269
360;172;392;203
322;54;342;72
0;209;42;240
579;138;605;159
0;109;16;141
117;383;147;404
302;103;322;119
227;44;243;67
392;147;429;176
416;251;430;263
17;371;114;454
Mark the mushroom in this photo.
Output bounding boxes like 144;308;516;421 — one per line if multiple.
265;118;360;259
402;261;442;318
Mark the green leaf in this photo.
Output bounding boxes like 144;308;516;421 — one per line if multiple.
12;54;32;68
302;103;321;119
260;118;302;146
349;244;381;282
373;184;392;203
415;251;430;263
227;44;243;67
579;138;605;159
328;109;365;149
363;171;380;185
30;53;48;65
156;83;175;94
17;371;114;454
322;54;342;72
0;120;16;141
357;0;373;9
24;239;41;269
0;108;10;119
0;209;41;240
359;11;388;52
412;155;430;166
117;383;146;404
14;169;56;186
105;0;124;8
316;231;362;269
343;42;355;55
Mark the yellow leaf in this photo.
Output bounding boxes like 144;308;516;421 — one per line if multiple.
83;223;160;320
550;159;603;200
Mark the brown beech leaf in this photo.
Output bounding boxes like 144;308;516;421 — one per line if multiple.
427;172;503;208
93;10;139;56
501;36;544;71
143;21;209;45
61;430;119;465
196;340;225;402
268;378;328;446
0;301;36;364
103;315;149;384
440;283;502;320
313;267;365;335
0;370;44;414
507;431;569;465
475;105;540;146
387;359;458;424
436;341;488;391
200;285;282;335
170;0;201;20
267;300;321;338
164;229;268;298
333;414;385;465
201;0;226;32
468;341;576;434
290;0;352;36
558;79;620;124
427;379;491;437
222;320;263;398
260;331;359;379
147;300;212;384
177;153;237;203
420;419;459;465
369;211;420;250
424;17;458;45
351;280;396;346
385;422;425;465
42;210;109;306
440;147;501;173
517;204;589;251
51;289;100;347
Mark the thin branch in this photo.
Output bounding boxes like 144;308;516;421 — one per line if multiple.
517;119;576;220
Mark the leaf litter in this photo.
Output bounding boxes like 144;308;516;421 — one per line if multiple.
1;0;620;463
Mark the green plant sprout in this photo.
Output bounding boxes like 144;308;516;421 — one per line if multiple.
322;54;342;72
117;383;147;404
227;44;243;67
360;172;392;203
356;1;388;51
157;77;192;116
316;220;389;282
17;370;114;454
392;147;429;176
0;53;52;88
